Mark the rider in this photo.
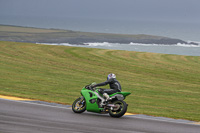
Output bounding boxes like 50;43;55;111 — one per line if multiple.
91;73;121;101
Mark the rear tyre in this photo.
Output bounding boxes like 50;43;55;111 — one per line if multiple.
108;100;127;118
72;97;86;113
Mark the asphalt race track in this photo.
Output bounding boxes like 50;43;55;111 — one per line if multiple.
0;98;200;133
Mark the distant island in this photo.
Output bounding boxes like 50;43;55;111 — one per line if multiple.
0;24;198;45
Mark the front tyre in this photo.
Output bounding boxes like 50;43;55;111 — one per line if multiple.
72;97;86;113
109;100;127;118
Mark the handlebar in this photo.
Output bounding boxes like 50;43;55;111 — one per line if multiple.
85;85;95;91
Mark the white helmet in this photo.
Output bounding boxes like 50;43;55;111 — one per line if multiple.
107;73;116;80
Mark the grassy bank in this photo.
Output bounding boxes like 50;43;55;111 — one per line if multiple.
0;41;200;121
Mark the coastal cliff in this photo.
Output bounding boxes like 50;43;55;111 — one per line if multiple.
0;25;196;45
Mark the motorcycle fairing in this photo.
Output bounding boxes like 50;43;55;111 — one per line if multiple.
81;87;103;113
110;92;131;98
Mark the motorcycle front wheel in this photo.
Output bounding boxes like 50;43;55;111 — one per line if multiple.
72;97;86;113
109;100;127;118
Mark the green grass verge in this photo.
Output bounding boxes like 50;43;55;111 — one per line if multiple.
0;41;200;121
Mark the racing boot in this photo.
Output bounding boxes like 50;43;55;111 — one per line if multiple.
103;93;111;101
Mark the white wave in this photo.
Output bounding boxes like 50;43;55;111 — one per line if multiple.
36;43;76;46
129;42;200;47
176;43;200;47
84;42;113;47
129;42;160;46
36;41;200;48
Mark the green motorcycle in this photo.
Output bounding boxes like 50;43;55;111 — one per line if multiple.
72;84;131;118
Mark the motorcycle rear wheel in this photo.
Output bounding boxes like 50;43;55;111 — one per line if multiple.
72;97;86;113
108;100;127;118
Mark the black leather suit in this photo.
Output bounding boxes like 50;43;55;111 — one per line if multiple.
92;78;121;95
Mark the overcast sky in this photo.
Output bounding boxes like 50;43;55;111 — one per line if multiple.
0;0;200;23
0;0;200;41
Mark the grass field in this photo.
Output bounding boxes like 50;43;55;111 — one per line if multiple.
0;41;200;121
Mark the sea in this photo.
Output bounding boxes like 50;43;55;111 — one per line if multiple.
1;16;200;56
37;42;200;56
